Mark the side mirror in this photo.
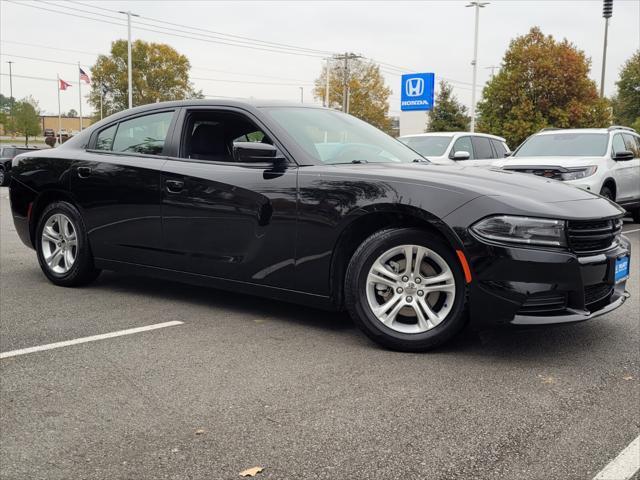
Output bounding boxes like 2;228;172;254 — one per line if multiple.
504;151;512;157
452;150;470;160
232;142;285;164
613;150;634;161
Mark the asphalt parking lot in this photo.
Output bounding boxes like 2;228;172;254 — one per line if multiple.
1;186;638;480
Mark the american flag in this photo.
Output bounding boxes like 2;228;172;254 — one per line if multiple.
79;67;90;84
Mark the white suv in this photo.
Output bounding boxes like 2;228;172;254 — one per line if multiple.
398;132;510;166
495;127;640;222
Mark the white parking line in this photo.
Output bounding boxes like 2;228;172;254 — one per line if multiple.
623;228;640;234
593;435;640;480
0;321;184;360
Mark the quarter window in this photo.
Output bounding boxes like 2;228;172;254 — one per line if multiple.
450;137;474;160
491;139;508;158
111;111;174;155
95;124;117;151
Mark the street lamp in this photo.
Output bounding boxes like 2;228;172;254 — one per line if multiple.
466;1;489;132
600;0;613;98
118;10;139;109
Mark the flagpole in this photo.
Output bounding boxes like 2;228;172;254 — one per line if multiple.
57;74;62;145
78;62;83;131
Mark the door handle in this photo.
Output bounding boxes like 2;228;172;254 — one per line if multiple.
77;166;92;178
165;179;184;193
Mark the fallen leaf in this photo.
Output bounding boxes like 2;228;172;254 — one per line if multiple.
538;374;556;385
623;375;633;381
239;466;264;477
195;429;205;435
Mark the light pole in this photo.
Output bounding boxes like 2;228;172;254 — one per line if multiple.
324;57;331;108
299;87;304;104
466;1;489;132
600;0;613;98
118;10;139;109
6;61;14;116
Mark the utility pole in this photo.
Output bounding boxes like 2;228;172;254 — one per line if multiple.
77;61;83;131
99;83;104;120
6;61;14;116
299;87;304;104
324;57;330;108
485;65;498;78
466;1;489;132
600;0;613;97
334;52;362;114
118;10;139;109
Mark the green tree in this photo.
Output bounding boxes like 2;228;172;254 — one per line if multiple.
64;108;78;118
314;58;392;133
0;94;15;134
476;27;610;147
11;97;41;146
88;40;202;116
427;81;470;132
611;50;640;127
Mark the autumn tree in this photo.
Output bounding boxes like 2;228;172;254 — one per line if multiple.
611;50;640;130
476;27;610;147
314;58;392;133
88;40;202;116
427;81;470;132
11;97;41;146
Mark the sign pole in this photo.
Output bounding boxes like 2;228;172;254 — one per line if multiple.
57;75;62;145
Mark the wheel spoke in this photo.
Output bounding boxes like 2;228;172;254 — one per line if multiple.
46;248;62;268
413;246;426;278
412;302;430;331
373;294;404;326
402;246;414;274
42;226;60;243
418;297;442;327
422;272;453;286
370;261;399;282
422;283;456;294
64;249;74;270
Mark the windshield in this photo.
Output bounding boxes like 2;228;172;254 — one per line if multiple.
399;136;452;157
515;133;609;157
262;107;426;164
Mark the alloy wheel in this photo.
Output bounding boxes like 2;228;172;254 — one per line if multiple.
365;244;456;334
41;213;78;274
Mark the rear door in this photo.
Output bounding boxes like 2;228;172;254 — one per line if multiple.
621;133;640;201
70;109;177;266
611;133;638;202
160;107;298;289
466;136;496;167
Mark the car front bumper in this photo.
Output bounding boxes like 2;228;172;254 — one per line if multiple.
466;235;631;328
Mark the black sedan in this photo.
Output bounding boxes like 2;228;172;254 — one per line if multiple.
0;145;40;186
8;100;632;351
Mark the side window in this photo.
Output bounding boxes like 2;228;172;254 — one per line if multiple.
622;133;640;157
471;136;494;159
491;139;507;158
182;110;271;162
450;136;474;159
95;124;117;151
112;111;174;155
612;134;626;155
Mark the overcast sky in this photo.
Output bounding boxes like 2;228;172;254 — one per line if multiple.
1;0;639;117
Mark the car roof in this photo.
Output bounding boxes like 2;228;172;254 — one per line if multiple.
399;131;507;142
536;128;638;136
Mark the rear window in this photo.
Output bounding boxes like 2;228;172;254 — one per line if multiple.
515;133;609;157
491;139;508;157
399;136;452;157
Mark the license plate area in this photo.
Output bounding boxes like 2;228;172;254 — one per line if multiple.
614;255;630;283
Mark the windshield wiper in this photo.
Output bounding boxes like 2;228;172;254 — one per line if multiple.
330;159;369;165
412;158;429;163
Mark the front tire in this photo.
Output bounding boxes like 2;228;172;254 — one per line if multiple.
600;185;615;201
35;201;101;287
344;228;467;352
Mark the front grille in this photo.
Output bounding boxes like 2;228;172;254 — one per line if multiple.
567;218;622;253
504;167;563;180
584;283;613;306
518;292;567;314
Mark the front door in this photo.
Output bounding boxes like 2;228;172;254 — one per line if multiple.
160;108;298;290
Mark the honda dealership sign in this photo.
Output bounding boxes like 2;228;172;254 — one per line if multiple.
400;73;435;111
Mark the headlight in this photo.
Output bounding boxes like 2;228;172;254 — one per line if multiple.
561;166;597;181
471;215;567;247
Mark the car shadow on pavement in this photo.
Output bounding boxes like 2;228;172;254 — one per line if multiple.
90;271;626;359
93;271;355;333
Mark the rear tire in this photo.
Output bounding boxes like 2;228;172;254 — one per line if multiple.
35;201;101;287
344;228;467;352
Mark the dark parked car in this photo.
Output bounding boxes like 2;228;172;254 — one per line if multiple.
44;128;55;138
0;146;40;186
8;100;632;351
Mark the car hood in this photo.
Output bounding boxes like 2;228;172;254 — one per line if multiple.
322;162;624;220
493;156;603;169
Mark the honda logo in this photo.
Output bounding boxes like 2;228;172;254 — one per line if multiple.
405;77;425;97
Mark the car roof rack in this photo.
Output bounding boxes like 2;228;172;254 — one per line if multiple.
607;125;637;133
